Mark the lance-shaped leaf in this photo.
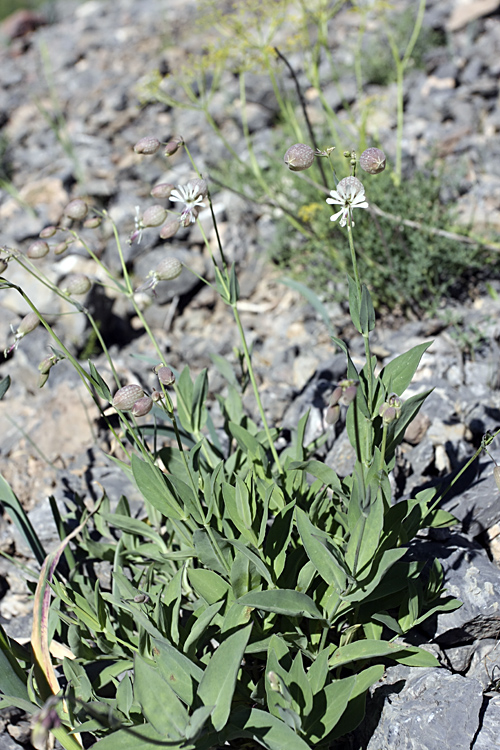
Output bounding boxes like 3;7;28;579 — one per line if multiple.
238;589;323;620
227;706;311;750
198;624;252;731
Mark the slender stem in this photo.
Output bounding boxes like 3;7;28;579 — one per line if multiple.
347;226;373;408
231;303;282;475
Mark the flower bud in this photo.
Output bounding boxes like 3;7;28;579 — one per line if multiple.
134;136;161;155
151;183;175;200
54;240;72;256
329;386;342;408
38;355;57;374
164;136;184;156
0;259;7;274
155;258;182;280
494;466;500;492
284;143;315;171
64;199;88;221
40;226;57;238
61;274;92;296
379;393;403;424
112;384;144;411
132;395;153;417
159;216;181;239
325;404;340;426
17;312;40;336
27;240;49;259
83;216;102;229
156;366;175;386
142;205;168;228
38;372;50;388
151;389;164;402
359;147;386;174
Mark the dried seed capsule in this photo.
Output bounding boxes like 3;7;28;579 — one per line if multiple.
284;143;315;172
151;182;175;200
142;205;168;228
359;147;386;174
27;240;49;259
131;395;153;417
159;216;181;239
62;274;92;296
155;258;182;280
112;384;144;411
156;366;175;386
40;226;57;238
64;199;88;221
134;136;161;155
164;135;184;156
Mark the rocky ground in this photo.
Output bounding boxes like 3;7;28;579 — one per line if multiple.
1;0;500;747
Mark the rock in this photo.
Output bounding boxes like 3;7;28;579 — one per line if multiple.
356;666;484;750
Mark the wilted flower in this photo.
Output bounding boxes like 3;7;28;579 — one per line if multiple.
129;206;144;245
4;312;41;356
64;199;88;221
326;176;369;228
169;181;206;225
135;257;183;295
27;240;49;259
359;147;386;174
284;143;315;171
134;136;161;155
112;384;145;411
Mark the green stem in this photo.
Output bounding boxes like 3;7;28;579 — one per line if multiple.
347;226;373;408
231;303;283;475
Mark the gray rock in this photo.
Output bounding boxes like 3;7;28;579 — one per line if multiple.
472;695;500;750
362;667;483;750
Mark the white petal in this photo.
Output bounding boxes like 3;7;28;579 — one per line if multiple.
329;209;344;223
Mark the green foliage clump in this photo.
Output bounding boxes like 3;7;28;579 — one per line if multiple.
271;166;494;316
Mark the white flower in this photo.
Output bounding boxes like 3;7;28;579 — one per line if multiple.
128;205;144;245
169;182;206;225
326;176;368;228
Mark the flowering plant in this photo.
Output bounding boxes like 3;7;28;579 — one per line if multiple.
0;137;474;750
